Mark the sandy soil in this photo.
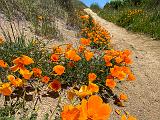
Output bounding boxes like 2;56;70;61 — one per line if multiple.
84;8;160;120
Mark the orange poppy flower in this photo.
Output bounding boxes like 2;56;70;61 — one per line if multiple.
0;60;7;68
106;79;116;89
65;50;76;60
41;76;50;84
19;69;33;80
106;62;112;67
115;57;123;64
75;85;92;98
49;79;61;92
122;67;131;74
0;83;12;96
110;67;119;77
75;83;99;98
73;54;81;62
119;93;128;101
61;105;80;120
123;50;131;56
103;55;112;63
66;50;81;62
117;71;126;80
78;45;85;52
127;74;136;81
80;15;89;19
110;66;126;80
124;57;132;64
87;83;99;93
21;55;34;65
53;65;65;75
51;54;59;62
32;68;42;77
84;51;94;61
7;75;23;87
80;38;91;46
10;55;34;72
88;73;97;82
79;95;111;120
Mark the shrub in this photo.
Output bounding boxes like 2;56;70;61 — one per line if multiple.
90;3;101;13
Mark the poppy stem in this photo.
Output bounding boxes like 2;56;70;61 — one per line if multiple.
49;96;61;120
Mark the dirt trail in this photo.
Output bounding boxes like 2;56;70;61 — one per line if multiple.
84;8;160;120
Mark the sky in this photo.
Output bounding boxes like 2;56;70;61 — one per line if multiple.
80;0;109;8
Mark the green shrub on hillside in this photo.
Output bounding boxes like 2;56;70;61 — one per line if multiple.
99;0;160;39
90;3;101;13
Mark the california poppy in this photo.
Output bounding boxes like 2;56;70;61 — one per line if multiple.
61;105;80;120
119;93;128;101
106;79;116;89
19;69;33;80
51;54;59;62
65;50;81;62
84;51;94;61
115;57;123;64
80;38;91;46
49;79;61;92
0;83;12;96
78;45;85;52
0;60;7;68
87;83;99;93
53;65;65;75
7;75;23;87
127;74;136;81
80;15;89;19
73;54;81;62
88;73;97;82
32;68;42;77
75;85;92;98
79;95;111;120
10;55;34;72
41;76;50;84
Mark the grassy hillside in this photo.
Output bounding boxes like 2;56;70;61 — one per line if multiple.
98;0;160;39
0;0;86;39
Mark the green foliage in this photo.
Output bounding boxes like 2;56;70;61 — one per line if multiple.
109;0;124;10
0;106;15;120
0;0;86;38
99;0;160;39
90;3;101;13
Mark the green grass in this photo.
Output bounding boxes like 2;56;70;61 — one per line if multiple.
99;0;160;39
0;0;86;39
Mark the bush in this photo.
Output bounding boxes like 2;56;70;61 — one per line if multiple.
90;3;101;13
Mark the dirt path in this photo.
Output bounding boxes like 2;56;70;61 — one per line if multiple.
85;8;160;120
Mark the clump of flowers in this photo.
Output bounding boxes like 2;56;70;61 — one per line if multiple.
117;9;144;27
0;15;137;119
80;15;111;49
61;95;112;120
